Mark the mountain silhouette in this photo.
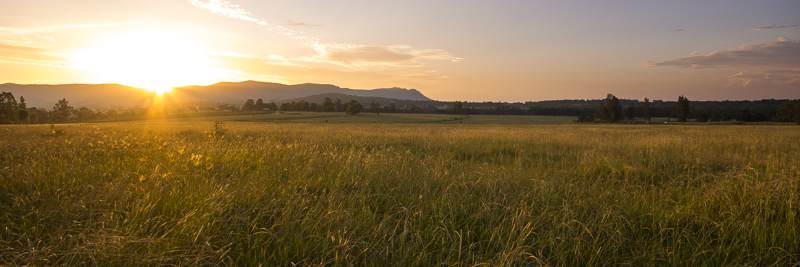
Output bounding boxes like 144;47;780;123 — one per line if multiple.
172;81;431;103
0;81;431;109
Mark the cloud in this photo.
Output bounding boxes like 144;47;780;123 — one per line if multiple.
187;0;267;25
750;23;799;30
285;20;321;27
643;38;800;69
0;42;69;67
0;43;45;53
727;70;800;87
675;29;685;32
188;0;462;70
310;44;462;67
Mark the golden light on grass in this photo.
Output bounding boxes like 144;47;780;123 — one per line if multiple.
70;30;219;95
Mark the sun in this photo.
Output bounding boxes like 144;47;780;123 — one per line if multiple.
71;31;219;95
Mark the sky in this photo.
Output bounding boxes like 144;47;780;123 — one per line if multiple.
1;0;798;102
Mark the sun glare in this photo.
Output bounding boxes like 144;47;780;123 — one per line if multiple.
71;31;219;95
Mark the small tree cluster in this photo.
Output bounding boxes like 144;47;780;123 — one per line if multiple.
775;100;800;124
676;95;690;122
597;94;622;122
346;100;363;115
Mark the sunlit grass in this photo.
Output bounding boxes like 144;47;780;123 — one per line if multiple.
1;123;798;266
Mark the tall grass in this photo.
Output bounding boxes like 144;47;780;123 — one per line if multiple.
1;123;798;266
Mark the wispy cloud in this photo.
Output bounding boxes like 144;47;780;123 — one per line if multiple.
285;20;321;27
187;0;267;25
675;29;685;32
643;38;800;69
186;0;461;70
0;20;148;36
0;43;45;53
727;70;800;87
0;42;70;67
308;44;462;67
750;23;799;30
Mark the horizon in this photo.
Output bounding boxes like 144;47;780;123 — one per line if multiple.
1;1;799;102
3;81;796;108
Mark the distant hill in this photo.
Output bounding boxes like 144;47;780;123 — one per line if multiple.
0;83;158;109
172;81;431;103
0;81;432;109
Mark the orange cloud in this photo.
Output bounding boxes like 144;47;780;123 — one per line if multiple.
643;38;800;69
727;70;800;87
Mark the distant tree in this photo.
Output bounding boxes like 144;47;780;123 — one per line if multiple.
18;96;26;109
17;109;29;124
696;113;708;123
299;101;311;112
753;112;767;122
346;100;363;115
334;98;344;112
267;102;277;111
369;102;381;114
775;100;800;124
75;107;97;122
710;111;721;122
242;99;255;111
625;105;637;121
640;97;651;122
52;98;74;123
310;103;318;112
0;92;19;124
676;95;690;122
721;112;731;121
453;101;464;114
279;102;291;111
255;98;265;110
388;102;397;113
576;114;595;122
738;109;753;122
322;97;335;112
597;94;622;122
597;103;609;122
28;109;39;124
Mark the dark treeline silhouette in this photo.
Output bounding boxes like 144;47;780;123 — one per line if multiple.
3;89;799;124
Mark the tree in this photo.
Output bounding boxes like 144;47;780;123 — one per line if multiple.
453;101;464;114
696;113;708;123
52;98;74;123
0;92;19;124
625;105;637;121
676;95;690;122
255;98;265;110
597;94;622;122
369;102;381;114
738;109;753;122
775;100;800;124
242;99;255;111
280;102;291;111
346;100;363;115
640;97;651;122
334;98;344;112
322;97;335;112
266;102;278;111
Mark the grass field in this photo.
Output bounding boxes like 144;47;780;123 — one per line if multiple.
1;116;798;266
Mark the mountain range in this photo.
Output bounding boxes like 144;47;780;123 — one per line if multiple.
0;81;432;109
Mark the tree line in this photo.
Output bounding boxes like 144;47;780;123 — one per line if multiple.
3;90;799;125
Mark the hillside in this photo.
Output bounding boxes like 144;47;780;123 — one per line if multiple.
172;81;432;103
0;83;158;108
0;81;432;109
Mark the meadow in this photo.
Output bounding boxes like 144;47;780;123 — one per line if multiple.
1;114;798;266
